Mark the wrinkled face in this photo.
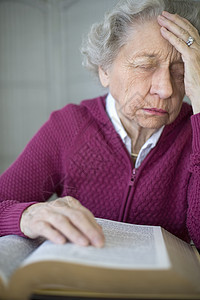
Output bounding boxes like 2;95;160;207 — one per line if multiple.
99;20;185;129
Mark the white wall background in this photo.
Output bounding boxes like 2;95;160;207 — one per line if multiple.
0;0;117;173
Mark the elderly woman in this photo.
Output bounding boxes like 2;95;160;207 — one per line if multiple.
0;0;200;249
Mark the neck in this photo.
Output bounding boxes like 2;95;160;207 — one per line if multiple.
131;127;156;154
118;113;157;154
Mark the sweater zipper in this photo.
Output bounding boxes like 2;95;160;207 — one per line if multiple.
120;167;137;222
129;168;136;186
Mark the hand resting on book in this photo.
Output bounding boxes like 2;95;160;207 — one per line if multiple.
20;196;105;247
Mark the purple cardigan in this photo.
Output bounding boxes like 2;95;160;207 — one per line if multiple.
0;95;200;248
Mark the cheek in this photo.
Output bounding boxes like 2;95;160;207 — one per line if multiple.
123;92;145;117
116;80;151;119
109;77;125;101
109;69;151;113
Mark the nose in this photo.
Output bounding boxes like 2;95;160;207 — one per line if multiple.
150;67;173;99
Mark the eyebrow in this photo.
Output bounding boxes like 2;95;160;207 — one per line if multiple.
133;52;158;59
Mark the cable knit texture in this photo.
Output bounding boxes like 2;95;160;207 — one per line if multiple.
0;95;200;248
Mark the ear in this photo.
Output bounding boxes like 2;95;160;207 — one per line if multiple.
98;66;110;87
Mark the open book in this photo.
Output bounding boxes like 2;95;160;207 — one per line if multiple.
0;218;200;300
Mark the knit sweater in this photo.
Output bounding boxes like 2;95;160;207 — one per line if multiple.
0;95;200;248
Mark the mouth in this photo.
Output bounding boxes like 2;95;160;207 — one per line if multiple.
143;108;168;116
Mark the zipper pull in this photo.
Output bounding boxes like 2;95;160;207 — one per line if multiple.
129;168;136;186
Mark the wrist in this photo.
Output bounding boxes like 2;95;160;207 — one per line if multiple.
20;203;38;237
20;207;29;236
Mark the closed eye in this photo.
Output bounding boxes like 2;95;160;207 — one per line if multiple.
135;64;157;71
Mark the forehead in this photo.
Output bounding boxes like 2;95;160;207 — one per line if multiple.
121;20;182;64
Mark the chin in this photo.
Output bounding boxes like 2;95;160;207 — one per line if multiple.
136;117;168;129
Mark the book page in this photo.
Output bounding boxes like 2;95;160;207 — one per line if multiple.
0;235;42;286
21;219;170;270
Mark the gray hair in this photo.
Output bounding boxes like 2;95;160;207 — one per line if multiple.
81;0;200;77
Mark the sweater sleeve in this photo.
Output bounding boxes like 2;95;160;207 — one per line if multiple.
0;112;62;237
187;113;200;248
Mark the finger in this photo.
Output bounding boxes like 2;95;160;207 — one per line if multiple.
49;197;105;247
45;212;91;247
162;11;199;38
70;201;105;244
159;26;190;57
65;208;105;247
35;220;67;244
157;11;200;55
158;15;191;44
52;197;104;239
